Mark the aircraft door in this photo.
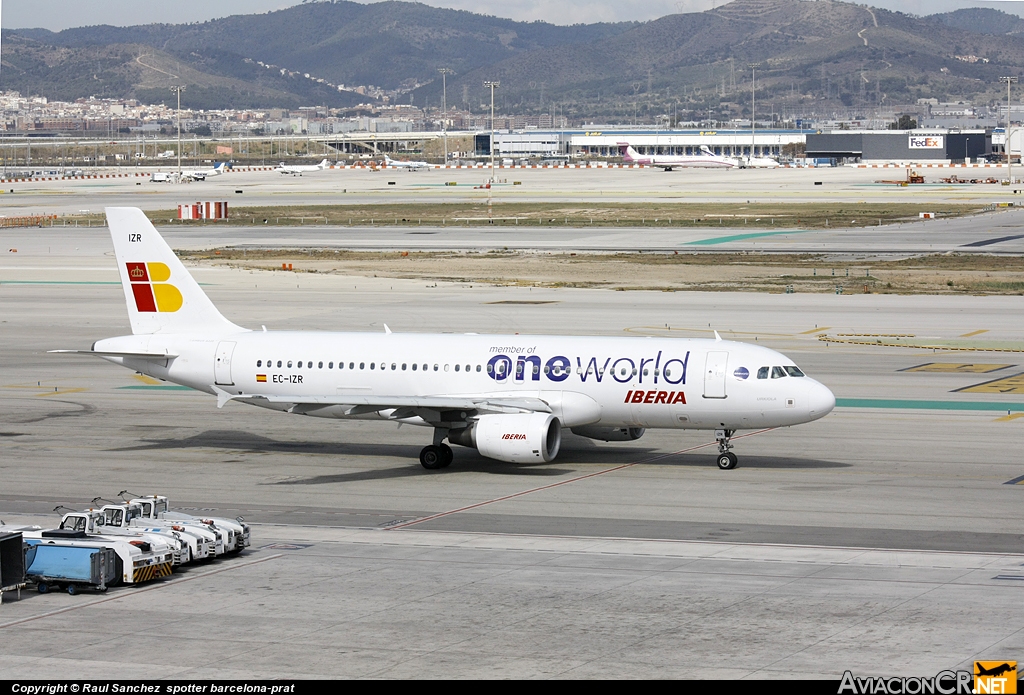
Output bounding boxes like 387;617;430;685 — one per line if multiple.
703;351;728;399
214;341;236;385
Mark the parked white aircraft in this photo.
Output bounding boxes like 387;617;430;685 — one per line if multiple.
737;156;781;169
618;143;737;170
182;162;230;181
384;154;431;170
276;159;329;175
54;208;835;471
151;163;230;183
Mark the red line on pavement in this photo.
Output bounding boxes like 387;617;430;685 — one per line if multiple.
385;429;775;530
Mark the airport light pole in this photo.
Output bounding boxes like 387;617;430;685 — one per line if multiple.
1001;76;1018;183
170;85;185;178
439;68;453;164
749;63;760;166
484;80;499;224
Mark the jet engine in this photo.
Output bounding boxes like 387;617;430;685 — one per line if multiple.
570;426;645;442
448;412;561;463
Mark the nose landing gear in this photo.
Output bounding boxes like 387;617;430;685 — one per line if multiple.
715;429;738;470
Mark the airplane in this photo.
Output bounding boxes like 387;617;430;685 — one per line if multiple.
276;159;330;175
618;143;738;171
384;154;432;170
737;155;781;169
53;208;835;471
182;162;230;181
151;163;230;183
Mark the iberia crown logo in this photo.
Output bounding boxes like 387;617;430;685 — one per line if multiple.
126;262;182;313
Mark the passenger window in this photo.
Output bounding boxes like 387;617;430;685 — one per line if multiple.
643;369;648;376
359;362;365;370
772;366;786;379
350;363;355;370
757;367;769;379
665;368;671;377
433;364;438;371
412;363;417;371
370;363;375;370
257;360;262;367
391;363;397;371
445;364;450;372
784;366;805;377
318;361;323;369
329;362;333;369
277;361;282;368
287;361;293;368
454;364;460;372
533;365;539;374
487;364;494;374
476;365;481;372
402;363;408;371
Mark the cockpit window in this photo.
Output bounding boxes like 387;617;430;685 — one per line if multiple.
757;367;769;380
771;366;787;379
784;366;805;377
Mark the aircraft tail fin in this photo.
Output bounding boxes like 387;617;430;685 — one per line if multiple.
617;142;639;161
319;159;329;168
700;145;714;156
106;208;245;336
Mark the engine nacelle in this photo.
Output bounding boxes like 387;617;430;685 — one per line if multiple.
449;412;561;463
570;426;645;442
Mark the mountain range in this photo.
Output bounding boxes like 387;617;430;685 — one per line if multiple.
6;0;1024;118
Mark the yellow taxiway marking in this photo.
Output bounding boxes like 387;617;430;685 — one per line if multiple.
799;326;832;335
960;329;989;338
994;413;1024;422
957;372;1024;394
902;363;1014;374
133;374;162;385
36;387;87;397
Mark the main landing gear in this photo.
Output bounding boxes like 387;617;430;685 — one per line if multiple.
419;444;453;470
715;429;738;470
419;429;454;470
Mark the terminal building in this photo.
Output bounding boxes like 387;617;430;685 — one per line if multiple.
805;129;992;164
477;128;809;160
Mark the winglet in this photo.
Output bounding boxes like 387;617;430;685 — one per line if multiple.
714;330;722;342
384;324;392;335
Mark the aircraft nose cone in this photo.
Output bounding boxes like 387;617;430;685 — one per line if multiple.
808;381;836;419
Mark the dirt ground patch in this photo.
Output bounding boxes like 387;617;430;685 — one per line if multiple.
182;249;1024;295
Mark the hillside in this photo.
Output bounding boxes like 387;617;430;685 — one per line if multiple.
5;0;1024;117
929;8;1024;35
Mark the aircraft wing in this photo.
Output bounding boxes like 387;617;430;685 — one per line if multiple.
212;387;552;417
51;349;179;360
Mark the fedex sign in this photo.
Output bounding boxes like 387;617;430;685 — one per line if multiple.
909;135;944;149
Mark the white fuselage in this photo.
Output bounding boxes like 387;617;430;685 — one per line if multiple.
639;154;737;170
95;331;835;432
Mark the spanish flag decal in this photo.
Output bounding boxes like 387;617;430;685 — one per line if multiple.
127;262;182;313
256;374;267;383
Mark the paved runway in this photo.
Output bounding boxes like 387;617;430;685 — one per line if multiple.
11;207;1024;257
1;225;1022;677
1;164;1022;215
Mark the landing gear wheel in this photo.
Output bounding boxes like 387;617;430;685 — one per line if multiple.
717;452;738;470
419;445;444;470
438;444;453;468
